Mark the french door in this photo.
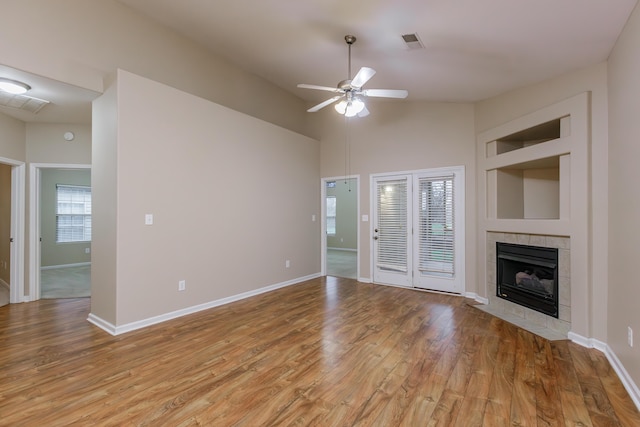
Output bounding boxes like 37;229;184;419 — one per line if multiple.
372;167;465;293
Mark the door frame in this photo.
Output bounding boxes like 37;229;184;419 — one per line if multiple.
29;163;91;300
370;166;465;293
0;156;25;304
320;175;360;280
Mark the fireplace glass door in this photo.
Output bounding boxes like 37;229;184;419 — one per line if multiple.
496;242;559;318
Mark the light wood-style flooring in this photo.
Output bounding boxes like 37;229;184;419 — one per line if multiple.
1;276;639;426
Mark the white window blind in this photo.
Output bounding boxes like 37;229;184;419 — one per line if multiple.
56;184;92;243
376;180;408;272
418;176;454;277
326;196;337;235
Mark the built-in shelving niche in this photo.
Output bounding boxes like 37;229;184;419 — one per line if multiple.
486;117;568;220
494;118;561;155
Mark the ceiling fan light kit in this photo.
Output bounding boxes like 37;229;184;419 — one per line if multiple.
298;35;408;117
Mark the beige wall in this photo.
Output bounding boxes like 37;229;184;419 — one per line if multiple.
523;168;560;219
26;123;92;165
607;2;640;389
0;0;312;139
318;101;476;288
326;179;357;250
0;163;11;285
39;169;91;267
475;62;609;341
92;70;320;327
91;81;118;325
0;112;26;161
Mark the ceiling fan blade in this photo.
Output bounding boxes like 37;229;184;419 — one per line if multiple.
350;67;376;88
361;89;408;99
297;84;343;93
307;95;343;112
357;105;370;118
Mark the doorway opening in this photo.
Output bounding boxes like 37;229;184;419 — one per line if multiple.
0;156;25;306
322;176;359;280
30;164;91;300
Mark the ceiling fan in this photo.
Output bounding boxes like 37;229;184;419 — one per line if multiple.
297;35;409;117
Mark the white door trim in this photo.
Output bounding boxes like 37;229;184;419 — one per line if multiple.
28;163;91;301
321;175;360;280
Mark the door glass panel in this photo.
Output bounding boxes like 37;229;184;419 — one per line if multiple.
418;176;454;277
376;180;408;273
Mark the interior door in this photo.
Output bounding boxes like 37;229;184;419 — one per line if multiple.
372;175;412;287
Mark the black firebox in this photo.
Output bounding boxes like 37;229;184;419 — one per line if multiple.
496;242;559;318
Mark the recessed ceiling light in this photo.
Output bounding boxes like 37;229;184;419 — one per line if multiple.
0;78;31;95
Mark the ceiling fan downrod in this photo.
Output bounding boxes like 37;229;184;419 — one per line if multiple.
345;35;356;81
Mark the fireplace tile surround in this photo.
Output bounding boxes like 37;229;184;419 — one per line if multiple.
482;232;571;340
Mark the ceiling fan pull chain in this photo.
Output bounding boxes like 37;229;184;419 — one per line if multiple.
348;41;352;80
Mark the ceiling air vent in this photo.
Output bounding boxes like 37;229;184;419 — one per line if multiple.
0;91;50;114
401;33;424;50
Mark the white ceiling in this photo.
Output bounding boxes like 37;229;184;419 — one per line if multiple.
0;65;98;124
118;0;637;103
1;0;637;123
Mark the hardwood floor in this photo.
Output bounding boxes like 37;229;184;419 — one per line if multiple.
1;276;639;426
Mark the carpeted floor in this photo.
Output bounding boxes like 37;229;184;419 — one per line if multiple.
327;249;357;279
40;265;91;299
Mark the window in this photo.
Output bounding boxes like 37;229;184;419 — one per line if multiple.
326;196;336;235
56;185;92;243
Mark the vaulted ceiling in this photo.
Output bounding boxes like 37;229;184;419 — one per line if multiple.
118;0;637;103
1;1;637;123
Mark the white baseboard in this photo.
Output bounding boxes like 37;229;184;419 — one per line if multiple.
465;292;488;304
605;345;640;410
87;313;116;334
41;262;91;270
87;273;322;336
357;276;372;283
569;331;640;411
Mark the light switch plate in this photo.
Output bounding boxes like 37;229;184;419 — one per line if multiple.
145;214;153;225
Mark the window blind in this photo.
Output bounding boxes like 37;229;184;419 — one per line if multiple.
418;175;454;277
376;179;408;273
56;184;92;243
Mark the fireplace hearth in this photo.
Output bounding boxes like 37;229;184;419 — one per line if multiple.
496;242;559;318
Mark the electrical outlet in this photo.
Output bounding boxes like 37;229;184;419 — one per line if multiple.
285;260;290;268
85;248;90;254
178;280;186;291
629;327;634;347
